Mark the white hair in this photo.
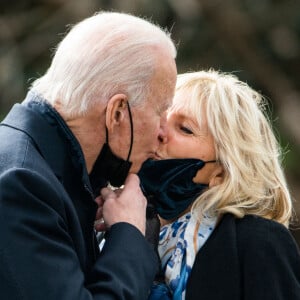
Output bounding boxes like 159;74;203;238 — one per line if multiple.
172;69;292;227
30;11;176;117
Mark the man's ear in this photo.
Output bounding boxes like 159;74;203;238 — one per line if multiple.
105;94;128;132
209;164;224;188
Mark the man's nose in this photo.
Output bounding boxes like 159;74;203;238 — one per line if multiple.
158;115;168;143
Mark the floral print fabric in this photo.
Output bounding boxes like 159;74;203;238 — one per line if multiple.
149;212;217;300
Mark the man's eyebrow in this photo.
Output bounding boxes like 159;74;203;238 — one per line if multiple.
163;101;172;110
158;103;170;114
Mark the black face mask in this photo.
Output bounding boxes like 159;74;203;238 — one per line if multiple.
138;158;216;220
89;103;133;194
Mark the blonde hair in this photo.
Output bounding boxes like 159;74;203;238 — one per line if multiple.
31;11;176;118
172;69;292;227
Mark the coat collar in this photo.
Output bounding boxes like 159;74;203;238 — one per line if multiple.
1;92;92;195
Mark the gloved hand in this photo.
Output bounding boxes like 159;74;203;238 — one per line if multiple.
145;196;164;282
145;199;161;249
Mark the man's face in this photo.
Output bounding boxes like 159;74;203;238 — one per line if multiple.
106;54;176;173
128;58;177;173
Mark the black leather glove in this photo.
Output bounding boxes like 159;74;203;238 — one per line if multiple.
145;196;165;281
145;200;161;249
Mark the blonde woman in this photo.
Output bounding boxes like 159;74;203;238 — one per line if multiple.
139;69;300;300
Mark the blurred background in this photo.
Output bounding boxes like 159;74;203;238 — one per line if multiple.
1;0;299;244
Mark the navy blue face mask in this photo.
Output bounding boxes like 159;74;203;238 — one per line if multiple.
138;158;216;220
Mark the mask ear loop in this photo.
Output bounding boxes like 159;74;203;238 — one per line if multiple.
126;102;134;162
205;160;217;164
104;101;134;162
104;102;134;190
105;127;109;143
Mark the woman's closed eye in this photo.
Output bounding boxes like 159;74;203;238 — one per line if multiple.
180;125;193;134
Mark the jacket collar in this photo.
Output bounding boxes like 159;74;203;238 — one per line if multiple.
1;91;92;195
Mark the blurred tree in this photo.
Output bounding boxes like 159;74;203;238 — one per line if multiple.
0;0;299;242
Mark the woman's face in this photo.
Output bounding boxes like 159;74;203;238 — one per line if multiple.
156;90;221;185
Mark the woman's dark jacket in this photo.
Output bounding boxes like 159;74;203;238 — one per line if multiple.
186;213;300;299
0;93;158;300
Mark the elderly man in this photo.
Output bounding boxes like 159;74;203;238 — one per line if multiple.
0;11;177;300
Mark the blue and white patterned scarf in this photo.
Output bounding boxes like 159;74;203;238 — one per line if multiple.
149;212;217;300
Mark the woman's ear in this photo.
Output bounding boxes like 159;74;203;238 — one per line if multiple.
209;164;224;188
105;94;128;132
